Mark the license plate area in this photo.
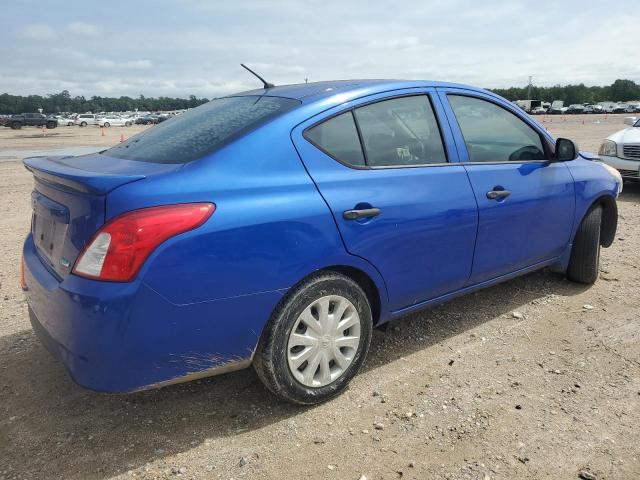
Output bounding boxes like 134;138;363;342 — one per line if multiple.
31;192;69;266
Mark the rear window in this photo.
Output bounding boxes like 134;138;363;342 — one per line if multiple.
105;95;300;164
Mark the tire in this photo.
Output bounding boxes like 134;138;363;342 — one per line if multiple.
11;122;21;130
567;205;602;284
80;121;87;127
254;271;373;405
104;122;110;127
68;122;74;126
125;121;131;126
46;122;56;129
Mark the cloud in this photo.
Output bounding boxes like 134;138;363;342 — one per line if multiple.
16;24;57;41
67;22;99;35
1;0;639;98
125;60;153;69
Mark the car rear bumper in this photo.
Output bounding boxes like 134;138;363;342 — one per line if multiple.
599;155;640;180
23;234;281;392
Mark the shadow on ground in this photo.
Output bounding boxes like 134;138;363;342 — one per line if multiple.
618;180;640;203
0;269;589;479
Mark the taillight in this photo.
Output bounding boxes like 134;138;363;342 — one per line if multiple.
73;203;215;282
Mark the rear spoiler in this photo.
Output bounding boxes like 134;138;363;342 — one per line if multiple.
23;156;146;195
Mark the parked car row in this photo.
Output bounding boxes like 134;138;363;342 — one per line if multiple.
1;111;182;129
528;101;640;115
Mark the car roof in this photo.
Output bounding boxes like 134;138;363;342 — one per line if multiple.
234;79;487;104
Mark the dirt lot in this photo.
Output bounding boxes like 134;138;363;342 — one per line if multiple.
0;116;638;480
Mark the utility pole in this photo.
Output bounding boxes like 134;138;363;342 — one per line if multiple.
527;76;532;100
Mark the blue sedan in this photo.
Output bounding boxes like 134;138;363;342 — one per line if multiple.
22;79;621;404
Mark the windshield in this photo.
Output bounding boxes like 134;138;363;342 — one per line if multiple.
105;95;300;164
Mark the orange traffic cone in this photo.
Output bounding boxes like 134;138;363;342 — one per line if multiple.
120;133;125;143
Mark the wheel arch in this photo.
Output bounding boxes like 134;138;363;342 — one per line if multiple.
597;194;617;248
572;193;617;249
265;263;388;333
326;265;382;326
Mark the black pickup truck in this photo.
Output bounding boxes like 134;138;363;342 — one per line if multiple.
2;113;58;129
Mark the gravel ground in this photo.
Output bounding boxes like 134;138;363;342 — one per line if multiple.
0;116;638;480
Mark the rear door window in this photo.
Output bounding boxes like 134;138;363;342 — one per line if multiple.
106;96;300;164
354;96;447;166
304;112;365;167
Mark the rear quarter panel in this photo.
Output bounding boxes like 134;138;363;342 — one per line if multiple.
106;118;389;310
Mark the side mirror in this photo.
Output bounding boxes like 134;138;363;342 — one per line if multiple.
555;138;579;161
623;116;638;126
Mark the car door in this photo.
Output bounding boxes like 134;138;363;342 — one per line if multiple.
437;88;575;285
292;90;479;312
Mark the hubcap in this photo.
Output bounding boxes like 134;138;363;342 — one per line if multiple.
287;295;361;388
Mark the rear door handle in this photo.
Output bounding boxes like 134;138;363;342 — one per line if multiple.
486;190;511;200
343;208;381;220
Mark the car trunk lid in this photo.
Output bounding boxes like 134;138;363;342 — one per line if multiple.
24;153;178;279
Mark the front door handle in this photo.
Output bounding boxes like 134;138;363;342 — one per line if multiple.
486;190;511;200
343;207;381;220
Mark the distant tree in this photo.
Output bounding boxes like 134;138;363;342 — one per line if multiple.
2;80;635;114
490;79;640;104
0;91;209;114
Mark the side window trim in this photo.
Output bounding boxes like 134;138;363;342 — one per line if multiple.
351;110;370;167
439;89;553;164
303;93;452;170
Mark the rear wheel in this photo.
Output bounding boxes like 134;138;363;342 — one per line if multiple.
46;121;56;129
125;121;131;126
11;122;21;130
567;205;602;284
104;122;110;127
254;271;372;405
80;121;87;127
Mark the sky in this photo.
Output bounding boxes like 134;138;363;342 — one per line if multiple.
1;0;638;98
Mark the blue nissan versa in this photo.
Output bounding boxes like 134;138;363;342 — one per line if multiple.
22;79;622;404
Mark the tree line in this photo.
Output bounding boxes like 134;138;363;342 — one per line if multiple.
0;90;209;115
1;79;639;115
490;79;640;105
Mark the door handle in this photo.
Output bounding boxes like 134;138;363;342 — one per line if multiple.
343;207;381;220
486;190;511;200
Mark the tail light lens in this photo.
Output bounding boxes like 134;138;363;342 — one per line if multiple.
73;203;215;282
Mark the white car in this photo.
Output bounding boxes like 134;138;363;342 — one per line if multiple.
56;116;75;126
599;116;640;181
75;114;98;127
97;115;132;127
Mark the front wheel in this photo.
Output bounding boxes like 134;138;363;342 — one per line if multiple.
46;122;56;129
103;122;110;127
80;121;87;127
125;121;131;126
567;205;602;284
254;271;373;405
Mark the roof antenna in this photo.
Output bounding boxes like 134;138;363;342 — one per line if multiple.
240;63;275;89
